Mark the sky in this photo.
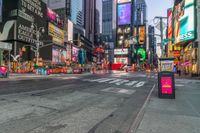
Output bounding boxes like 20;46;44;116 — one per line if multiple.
146;0;174;24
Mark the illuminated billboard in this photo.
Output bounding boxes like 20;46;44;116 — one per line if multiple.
138;26;146;45
118;0;131;4
114;49;128;55
167;8;173;51
118;3;131;25
174;0;195;44
48;23;64;45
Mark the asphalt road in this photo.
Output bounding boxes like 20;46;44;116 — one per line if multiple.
0;72;156;133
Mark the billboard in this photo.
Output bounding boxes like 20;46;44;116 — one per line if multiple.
48;0;66;10
114;57;128;64
114;49;128;55
72;47;79;62
48;23;64;45
174;0;195;44
67;19;73;41
167;8;173;51
47;8;63;27
17;0;47;44
118;3;131;25
138;26;146;45
117;0;131;4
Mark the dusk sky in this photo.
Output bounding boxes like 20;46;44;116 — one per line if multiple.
146;0;174;24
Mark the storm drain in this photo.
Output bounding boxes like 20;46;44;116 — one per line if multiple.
101;87;136;95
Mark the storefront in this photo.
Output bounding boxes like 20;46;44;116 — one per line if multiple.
181;43;198;76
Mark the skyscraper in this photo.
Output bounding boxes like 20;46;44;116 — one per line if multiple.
48;0;83;27
135;0;147;25
83;0;96;45
102;0;116;42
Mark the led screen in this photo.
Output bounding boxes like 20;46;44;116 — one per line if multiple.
118;3;131;25
167;8;173;51
174;0;195;44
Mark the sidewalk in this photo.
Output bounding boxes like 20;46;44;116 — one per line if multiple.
0;72;92;81
135;78;200;133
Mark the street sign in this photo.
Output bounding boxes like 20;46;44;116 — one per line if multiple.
0;42;12;50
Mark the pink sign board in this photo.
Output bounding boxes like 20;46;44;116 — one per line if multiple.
161;77;173;94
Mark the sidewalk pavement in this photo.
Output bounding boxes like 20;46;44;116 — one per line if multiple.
135;78;200;133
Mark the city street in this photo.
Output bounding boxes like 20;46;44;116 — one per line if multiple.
0;72;156;133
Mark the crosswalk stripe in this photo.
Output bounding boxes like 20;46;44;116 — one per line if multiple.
109;79;123;84
134;81;146;88
116;80;130;85
125;81;138;86
90;78;107;82
98;78;116;83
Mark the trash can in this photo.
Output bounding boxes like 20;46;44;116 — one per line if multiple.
158;71;175;99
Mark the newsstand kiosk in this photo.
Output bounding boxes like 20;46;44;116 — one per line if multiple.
158;58;175;99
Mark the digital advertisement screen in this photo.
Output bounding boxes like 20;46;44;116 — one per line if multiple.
167;8;173;51
72;47;79;62
118;0;131;4
118;3;131;25
138;26;146;45
161;77;173;94
174;0;195;44
47;8;63;27
114;49;128;55
114;57;128;64
48;23;64;45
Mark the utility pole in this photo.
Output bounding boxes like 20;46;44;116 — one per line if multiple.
154;16;167;57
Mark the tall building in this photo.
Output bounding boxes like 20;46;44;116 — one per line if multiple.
102;0;116;43
148;25;156;64
135;0;147;25
70;0;83;26
48;0;83;27
83;0;96;45
101;0;117;63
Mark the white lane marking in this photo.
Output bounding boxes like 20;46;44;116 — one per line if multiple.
125;81;138;86
90;78;107;82
102;87;136;95
134;81;146;88
175;84;184;87
116;80;130;85
98;78;116;83
82;78;146;88
118;89;136;95
109;79;123;84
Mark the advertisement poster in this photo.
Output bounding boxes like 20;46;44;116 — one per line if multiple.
161;60;174;72
17;0;47;44
174;0;195;44
138;26;146;45
118;3;131;25
66;44;71;60
167;8;173;51
114;49;128;55
48;23;64;45
114;57;128;64
161;77;173;94
47;8;63;27
72;47;79;62
118;0;131;3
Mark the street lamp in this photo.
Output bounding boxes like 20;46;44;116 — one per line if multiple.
31;23;45;66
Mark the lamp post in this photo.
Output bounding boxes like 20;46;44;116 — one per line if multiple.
31;23;45;66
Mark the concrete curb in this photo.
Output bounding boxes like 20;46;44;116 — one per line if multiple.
127;84;156;133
